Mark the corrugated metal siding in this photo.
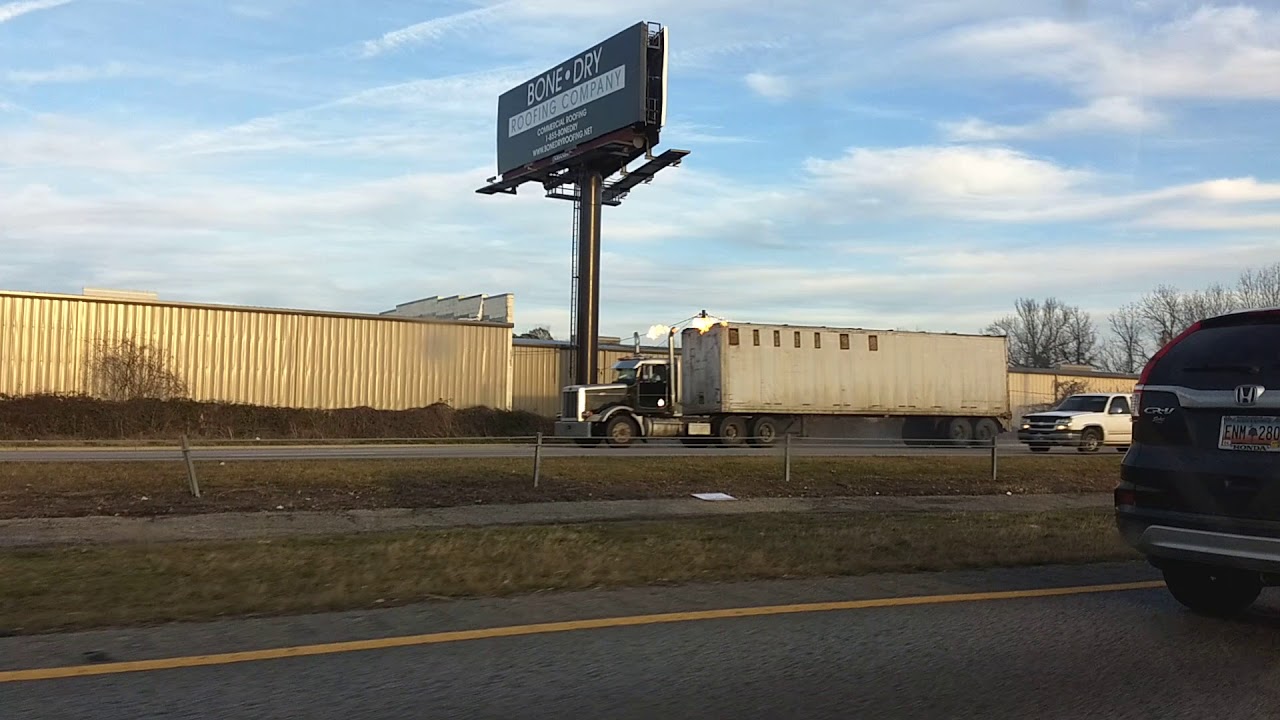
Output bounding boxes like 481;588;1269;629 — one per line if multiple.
0;292;513;411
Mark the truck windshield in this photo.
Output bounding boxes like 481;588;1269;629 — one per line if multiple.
1056;396;1108;412
614;368;637;384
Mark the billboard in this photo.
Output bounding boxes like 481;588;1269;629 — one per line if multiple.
495;22;655;176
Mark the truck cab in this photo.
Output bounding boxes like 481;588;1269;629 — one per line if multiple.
1017;392;1134;453
556;354;710;446
611;358;673;413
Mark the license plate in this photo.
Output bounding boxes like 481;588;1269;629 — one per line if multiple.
1219;415;1280;451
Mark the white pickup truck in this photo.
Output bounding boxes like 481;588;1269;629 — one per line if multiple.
1016;393;1134;453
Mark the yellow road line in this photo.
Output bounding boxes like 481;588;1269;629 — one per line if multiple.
0;580;1164;684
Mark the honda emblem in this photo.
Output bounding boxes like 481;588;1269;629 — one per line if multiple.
1236;384;1266;405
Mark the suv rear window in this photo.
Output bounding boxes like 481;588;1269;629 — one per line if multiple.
1146;322;1280;389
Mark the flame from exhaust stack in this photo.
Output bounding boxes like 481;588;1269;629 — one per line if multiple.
691;317;729;334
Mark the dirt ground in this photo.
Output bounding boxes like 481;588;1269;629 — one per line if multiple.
0;455;1123;519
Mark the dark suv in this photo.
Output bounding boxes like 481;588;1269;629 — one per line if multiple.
1117;307;1280;616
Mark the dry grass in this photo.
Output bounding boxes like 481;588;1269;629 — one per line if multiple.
0;509;1135;633
0;455;1124;519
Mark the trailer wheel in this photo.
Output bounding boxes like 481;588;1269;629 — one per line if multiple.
717;416;747;447
945;417;974;446
604;415;639;448
973;418;1001;446
749;417;779;447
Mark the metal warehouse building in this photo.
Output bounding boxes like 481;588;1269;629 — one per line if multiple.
0;290;514;411
0;288;1137;418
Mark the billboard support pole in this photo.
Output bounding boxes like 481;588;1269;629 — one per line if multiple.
574;167;603;386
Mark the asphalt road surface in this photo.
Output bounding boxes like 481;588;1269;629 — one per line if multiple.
5;562;1279;719
0;439;1061;462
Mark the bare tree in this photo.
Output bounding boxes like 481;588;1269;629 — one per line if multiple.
988;297;1095;368
1054;378;1090;404
88;338;188;401
1098;302;1148;374
1182;282;1239;322
1061;307;1099;367
1237;262;1280;310
1139;284;1191;346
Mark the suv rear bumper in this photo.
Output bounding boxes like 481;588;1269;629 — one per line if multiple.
1118;514;1280;574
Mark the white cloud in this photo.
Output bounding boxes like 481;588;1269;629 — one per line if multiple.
938;6;1280;101
744;72;790;101
0;0;70;24
805;145;1093;217
4;62;139;85
159;68;531;164
660;121;759;145
943;97;1165;141
0;116;169;173
361;5;506;57
799;145;1280;228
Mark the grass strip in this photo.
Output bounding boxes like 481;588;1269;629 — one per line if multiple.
0;509;1136;634
0;455;1123;519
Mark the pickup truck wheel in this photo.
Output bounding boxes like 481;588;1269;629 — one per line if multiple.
605;415;639;448
717;416;747;447
1078;427;1103;453
1163;564;1261;617
749;417;778;447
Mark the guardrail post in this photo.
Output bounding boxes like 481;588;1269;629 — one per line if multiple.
533;432;543;488
784;433;792;483
181;434;201;499
990;434;998;482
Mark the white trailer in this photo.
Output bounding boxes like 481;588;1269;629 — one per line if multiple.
555;320;1012;447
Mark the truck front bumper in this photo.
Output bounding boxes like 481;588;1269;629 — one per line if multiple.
1017;429;1083;446
554;420;594;438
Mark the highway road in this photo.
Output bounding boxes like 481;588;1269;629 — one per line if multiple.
4;562;1277;719
0;439;1057;462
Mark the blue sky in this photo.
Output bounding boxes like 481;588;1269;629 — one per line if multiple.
3;0;1280;339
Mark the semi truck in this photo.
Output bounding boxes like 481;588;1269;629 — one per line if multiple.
554;320;1011;447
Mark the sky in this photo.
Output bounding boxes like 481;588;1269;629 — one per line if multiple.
2;0;1279;340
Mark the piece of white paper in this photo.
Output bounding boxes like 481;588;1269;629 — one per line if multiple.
691;492;736;502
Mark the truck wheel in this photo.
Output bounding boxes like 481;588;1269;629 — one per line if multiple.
604;415;639;448
1078;428;1103;453
945;418;973;445
749;417;778;447
972;418;1000;446
717;416;747;447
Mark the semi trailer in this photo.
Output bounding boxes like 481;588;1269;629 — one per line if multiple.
554;320;1011;447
